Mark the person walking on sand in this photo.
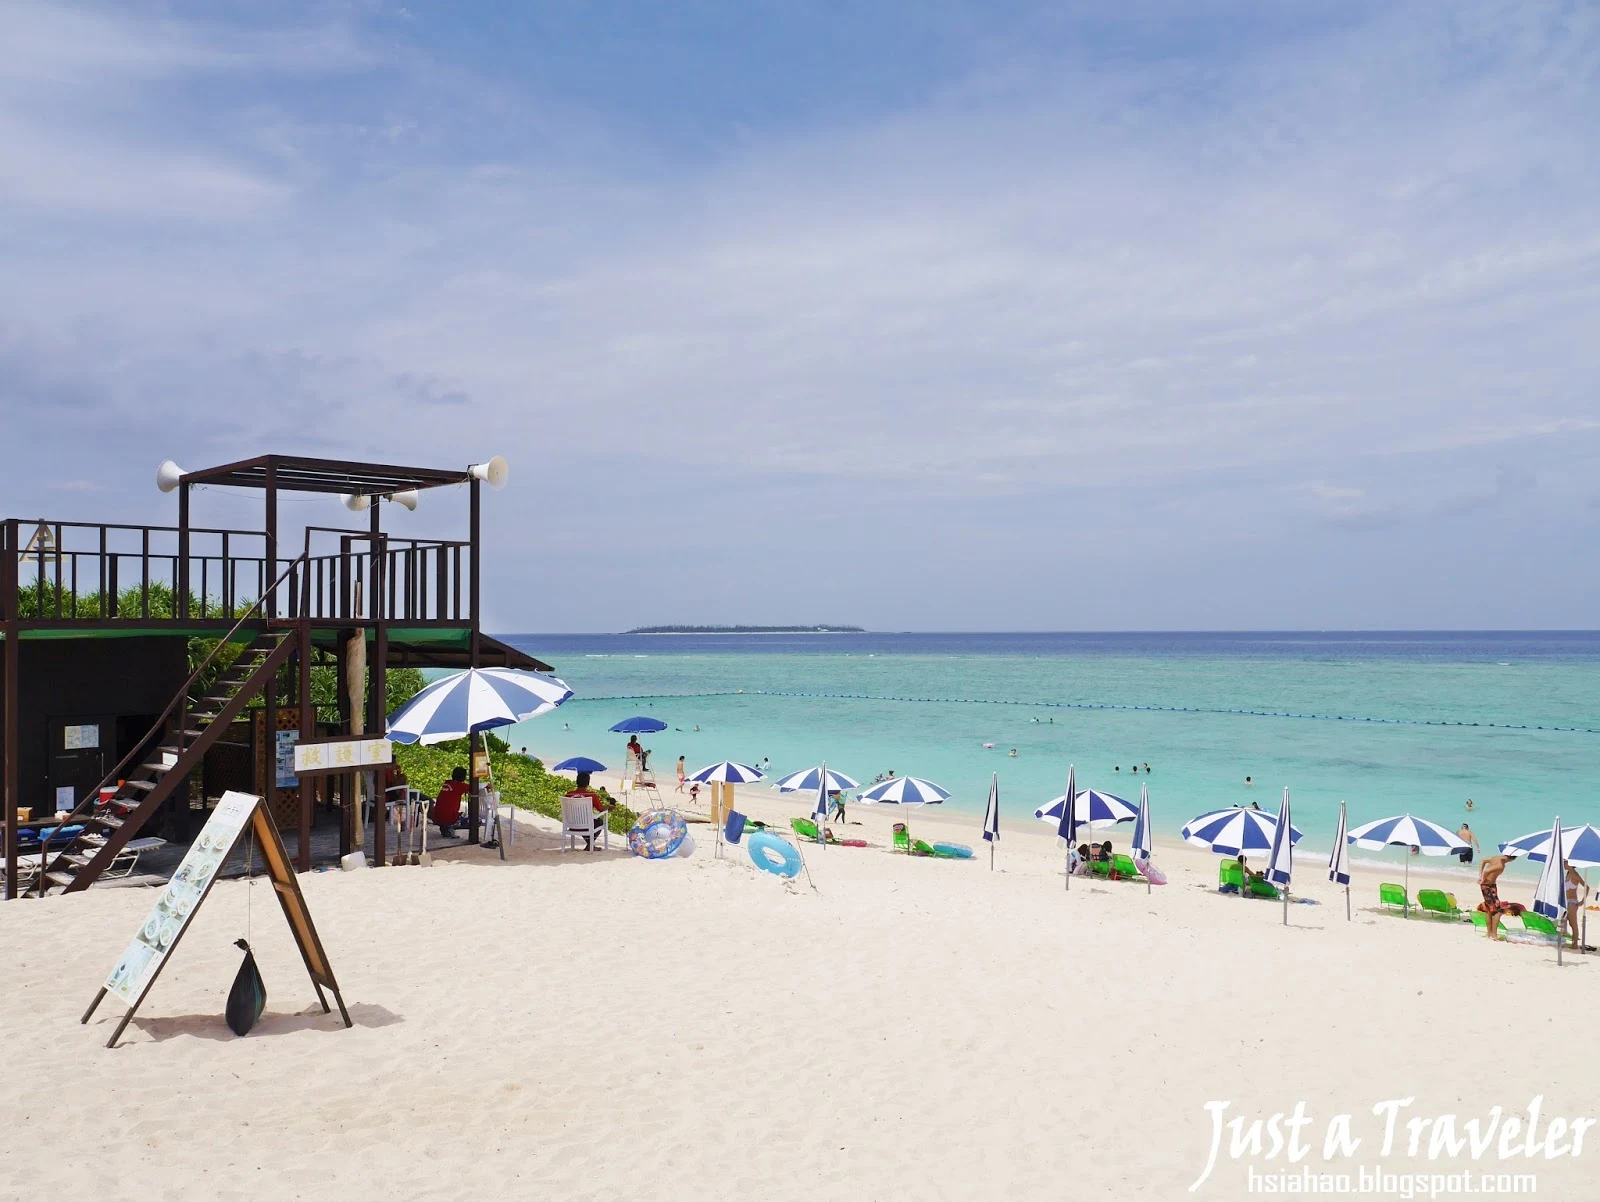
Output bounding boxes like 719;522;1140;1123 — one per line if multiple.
1456;823;1480;865
830;790;846;824
675;755;687;793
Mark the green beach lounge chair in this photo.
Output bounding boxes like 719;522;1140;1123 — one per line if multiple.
892;824;910;854
1520;912;1561;939
790;817;820;840
912;839;938;857
1378;883;1409;912
1417;889;1463;919
1111;853;1141;881
1246;875;1280;900
1218;860;1244;892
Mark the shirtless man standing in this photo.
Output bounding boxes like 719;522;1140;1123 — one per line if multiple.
1478;854;1516;940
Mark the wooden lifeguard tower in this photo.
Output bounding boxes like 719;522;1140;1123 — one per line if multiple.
0;454;549;898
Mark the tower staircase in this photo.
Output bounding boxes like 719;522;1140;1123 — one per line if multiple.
32;627;299;895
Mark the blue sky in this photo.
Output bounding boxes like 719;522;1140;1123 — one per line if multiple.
2;1;1598;631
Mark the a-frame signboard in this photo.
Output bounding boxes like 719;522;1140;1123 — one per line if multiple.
82;791;351;1048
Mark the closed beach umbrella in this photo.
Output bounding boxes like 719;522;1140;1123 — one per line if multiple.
552;756;607;775
1500;823;1600;868
773;766;860;794
1328;800;1352;920
609;716;668;734
1180;806;1302;857
858;776;950;806
1346;813;1467;917
387;668;572;744
1532;815;1567;967
1265;787;1294;925
982;773;999;871
812;760;830;842
1058;763;1079;892
689;761;765;784
1034;789;1137;829
1131;783;1152;895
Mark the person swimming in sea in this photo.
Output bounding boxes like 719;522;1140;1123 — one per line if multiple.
1008;748;1018;757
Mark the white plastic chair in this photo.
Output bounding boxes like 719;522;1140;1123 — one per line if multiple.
561;796;606;852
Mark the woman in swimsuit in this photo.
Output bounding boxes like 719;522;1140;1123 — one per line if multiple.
1565;866;1589;949
1478;854;1516;940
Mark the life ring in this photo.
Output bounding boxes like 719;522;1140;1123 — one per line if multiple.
748;831;802;878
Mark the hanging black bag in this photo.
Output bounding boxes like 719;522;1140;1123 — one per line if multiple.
225;938;267;1036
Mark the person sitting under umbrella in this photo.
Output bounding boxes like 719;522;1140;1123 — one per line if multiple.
429;768;469;839
564;771;615;850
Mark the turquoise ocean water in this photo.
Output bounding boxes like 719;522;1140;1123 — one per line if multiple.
492;632;1599;873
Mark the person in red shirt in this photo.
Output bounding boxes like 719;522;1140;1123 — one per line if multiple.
565;770;614;850
430;767;470;838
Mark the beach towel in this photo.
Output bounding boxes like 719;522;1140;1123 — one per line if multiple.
226;939;267;1036
725;810;748;845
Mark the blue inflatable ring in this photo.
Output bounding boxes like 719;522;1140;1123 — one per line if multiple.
748;831;803;879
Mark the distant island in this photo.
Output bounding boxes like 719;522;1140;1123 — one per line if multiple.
624;624;866;635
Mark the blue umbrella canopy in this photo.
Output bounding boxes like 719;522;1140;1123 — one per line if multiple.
688;761;765;784
387;668;572;745
1180;807;1303;857
858;776;949;806
772;766;860;793
1346;814;1467;856
552;756;608;775
609;716;668;734
1034;789;1137;829
1501;823;1600;869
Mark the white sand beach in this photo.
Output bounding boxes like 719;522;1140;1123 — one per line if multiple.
3;785;1597;1202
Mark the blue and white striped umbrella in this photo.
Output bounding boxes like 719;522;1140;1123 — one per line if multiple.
1346;814;1467;856
689;761;765;784
1181;807;1304;856
858;776;949;806
1500;823;1600;869
982;774;1000;845
387;668;572;745
1533;815;1566;924
772;766;860;794
1266;787;1293;888
1035;788;1137;829
1058;764;1078;892
1329;801;1352;887
1131;783;1152;864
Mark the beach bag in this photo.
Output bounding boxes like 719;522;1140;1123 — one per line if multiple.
226;938;267;1036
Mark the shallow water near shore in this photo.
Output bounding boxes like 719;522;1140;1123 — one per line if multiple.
495;631;1600;875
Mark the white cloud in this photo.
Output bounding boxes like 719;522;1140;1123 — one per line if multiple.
1;2;1598;627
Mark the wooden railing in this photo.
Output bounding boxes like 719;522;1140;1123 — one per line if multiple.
2;519;472;626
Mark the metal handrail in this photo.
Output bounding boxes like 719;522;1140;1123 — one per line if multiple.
29;552;308;894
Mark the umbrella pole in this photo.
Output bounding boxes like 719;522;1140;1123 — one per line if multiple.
1345;885;1351;921
1404;855;1410;918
